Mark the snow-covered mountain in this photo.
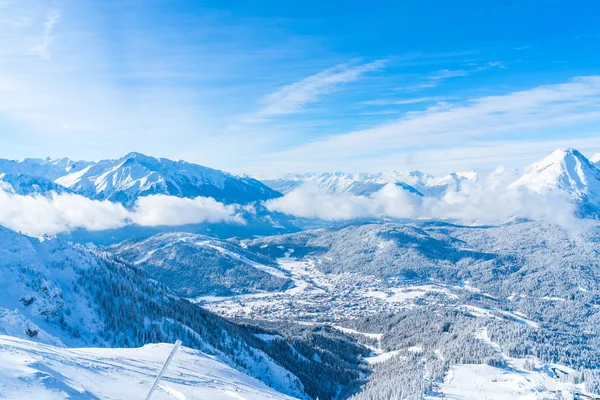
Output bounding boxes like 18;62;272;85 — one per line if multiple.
592;152;600;166
108;232;293;297
0;157;89;181
511;148;600;216
56;152;282;205
0;173;74;196
0;153;282;206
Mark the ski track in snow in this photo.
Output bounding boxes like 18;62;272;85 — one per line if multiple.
0;335;297;400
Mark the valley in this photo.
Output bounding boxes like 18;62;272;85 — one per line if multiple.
2;148;600;399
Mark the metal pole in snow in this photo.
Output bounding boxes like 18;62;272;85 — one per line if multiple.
145;340;182;400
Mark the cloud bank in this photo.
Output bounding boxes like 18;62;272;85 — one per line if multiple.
265;170;579;227
0;187;243;236
0;167;585;236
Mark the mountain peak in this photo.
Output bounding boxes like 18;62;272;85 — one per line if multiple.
511;148;600;213
122;151;157;162
524;148;597;178
545;147;588;162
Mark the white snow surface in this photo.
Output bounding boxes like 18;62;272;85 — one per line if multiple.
428;362;589;400
426;328;597;399
0;335;297;400
364;350;402;365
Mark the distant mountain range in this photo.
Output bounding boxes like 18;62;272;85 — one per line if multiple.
0;152;281;206
260;170;477;198
0;173;74;196
1;148;600;239
261;148;600;218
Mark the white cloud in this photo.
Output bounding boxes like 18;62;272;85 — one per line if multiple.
131;195;244;226
248;59;387;122
0;187;243;236
430;69;470;80
29;10;60;60
423;173;578;226
265;170;579;227
394;62;503;92
265;183;420;221
0;187;130;236
362;97;443;106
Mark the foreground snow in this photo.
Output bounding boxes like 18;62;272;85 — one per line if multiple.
0;335;297;400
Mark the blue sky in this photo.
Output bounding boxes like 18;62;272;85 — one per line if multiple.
1;0;600;176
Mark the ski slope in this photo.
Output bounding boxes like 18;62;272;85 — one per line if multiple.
0;335;298;400
428;362;592;400
425;328;598;400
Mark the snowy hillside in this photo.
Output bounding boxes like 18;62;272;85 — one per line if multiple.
592;153;600;166
108;232;293;297
0;335;296;400
0;225;308;397
0;225;374;400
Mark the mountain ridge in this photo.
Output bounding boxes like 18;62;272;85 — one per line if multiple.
0;152;282;207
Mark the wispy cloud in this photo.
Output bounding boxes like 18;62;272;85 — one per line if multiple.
253;76;600;173
430;69;470;80
246;59;387;122
395;61;505;92
362;97;443;106
29;10;60;60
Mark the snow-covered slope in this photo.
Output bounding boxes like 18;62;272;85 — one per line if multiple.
592;153;600;166
0;335;296;400
54;152;281;206
511;148;600;216
108;232;293;297
1;225;388;399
